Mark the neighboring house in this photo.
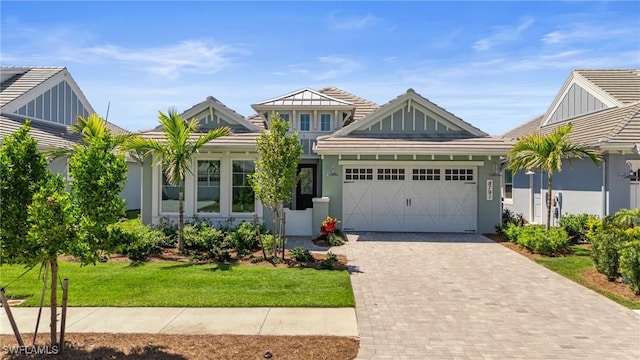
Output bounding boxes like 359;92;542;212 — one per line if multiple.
503;69;640;226
0;66;141;210
138;87;512;235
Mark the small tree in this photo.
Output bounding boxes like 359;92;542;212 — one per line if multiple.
26;174;76;346
250;113;303;260
0;121;48;265
126;108;231;253
509;123;601;230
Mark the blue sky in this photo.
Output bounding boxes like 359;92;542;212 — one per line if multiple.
1;1;638;135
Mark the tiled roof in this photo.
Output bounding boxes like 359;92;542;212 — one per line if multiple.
576;69;640;105
136;130;258;148
502;114;544;140
315;135;513;155
319;87;379;123
246;113;266;130
0;67;64;107
0;115;79;149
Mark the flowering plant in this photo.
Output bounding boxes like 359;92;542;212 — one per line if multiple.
320;216;340;237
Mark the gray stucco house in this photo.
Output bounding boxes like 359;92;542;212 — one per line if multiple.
0;66;141;210
138;87;512;235
503;69;640;226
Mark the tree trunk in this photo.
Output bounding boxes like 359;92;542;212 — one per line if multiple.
271;207;278;257
254;213;267;259
178;180;185;253
50;259;58;346
281;208;286;261
546;174;553;231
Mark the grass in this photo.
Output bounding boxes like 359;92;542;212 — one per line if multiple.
0;261;354;307
534;245;640;309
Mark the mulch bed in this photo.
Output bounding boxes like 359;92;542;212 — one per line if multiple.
484;233;640;303
0;333;359;360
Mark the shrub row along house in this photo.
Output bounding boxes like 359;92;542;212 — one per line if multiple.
3;66;639;235
503;69;640;226
0;67;141;210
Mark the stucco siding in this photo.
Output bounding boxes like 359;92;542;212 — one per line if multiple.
607;153;631;213
320;155;343;223
121;161;141;210
476;163;502;233
140;157;153;224
47;157;67;177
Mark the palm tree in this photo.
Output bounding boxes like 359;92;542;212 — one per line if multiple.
49;113;131;159
508;123;601;230
126;107;231;252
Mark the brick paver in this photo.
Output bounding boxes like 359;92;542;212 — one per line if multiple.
338;233;640;360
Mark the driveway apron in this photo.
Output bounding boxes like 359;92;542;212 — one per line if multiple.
340;233;640;360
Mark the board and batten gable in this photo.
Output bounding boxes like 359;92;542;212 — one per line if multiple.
546;83;608;125
178;96;261;134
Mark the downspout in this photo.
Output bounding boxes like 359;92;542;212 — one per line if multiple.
601;157;607;218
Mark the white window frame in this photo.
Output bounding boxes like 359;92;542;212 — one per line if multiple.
503;169;513;204
299;113;311;131
231;159;257;214
195;159;222;214
320;113;331;132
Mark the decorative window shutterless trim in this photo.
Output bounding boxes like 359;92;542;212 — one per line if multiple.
412;168;441;181
444;168;474;181
345;168;373;180
377;168;405;181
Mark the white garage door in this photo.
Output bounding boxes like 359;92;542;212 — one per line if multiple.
343;166;477;232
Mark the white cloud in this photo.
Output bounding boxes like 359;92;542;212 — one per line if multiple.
87;40;247;78
327;13;380;30
473;17;535;51
542;23;634;45
288;56;362;81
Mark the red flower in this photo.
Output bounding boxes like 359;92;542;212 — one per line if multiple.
320;217;340;237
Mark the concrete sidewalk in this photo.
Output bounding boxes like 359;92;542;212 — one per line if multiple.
0;307;358;337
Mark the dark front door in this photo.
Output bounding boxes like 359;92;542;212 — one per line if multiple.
296;164;317;210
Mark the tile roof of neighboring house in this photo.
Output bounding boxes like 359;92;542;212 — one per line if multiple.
502;114;544;140
0;115;79;149
318;87;379;123
246;113;266;130
0;67;64;107
575;69;640;105
136;130;259;148
314;135;513;155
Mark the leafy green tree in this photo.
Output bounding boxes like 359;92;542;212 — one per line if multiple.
26;174;76;346
250;113;302;260
509;123;601;230
125;107;231;252
0;121;48;265
68;118;128;263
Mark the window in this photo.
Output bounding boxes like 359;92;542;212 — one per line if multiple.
444;169;474;181
503;169;513;200
300;114;310;131
345;168;373;180
232;160;255;212
320;114;331;131
196;160;220;213
377;168;405;181
161;170;180;213
279;113;289;122
412;168;441;181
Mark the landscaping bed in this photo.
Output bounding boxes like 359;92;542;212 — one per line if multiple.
0;333;359;360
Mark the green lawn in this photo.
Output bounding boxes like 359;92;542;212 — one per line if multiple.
534;245;640;309
0;261;354;307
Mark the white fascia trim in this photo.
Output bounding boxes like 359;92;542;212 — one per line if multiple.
183;99;261;132
252;88;354;107
315;148;510;156
339;160;485;166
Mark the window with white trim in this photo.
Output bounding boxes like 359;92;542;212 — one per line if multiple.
377;168;405;181
320;114;331;131
232;160;255;213
412;168;441;181
279;113;290;122
444;168;474;181
345;168;373;180
196;160;221;213
503;169;513;200
161;170;180;213
299;114;310;131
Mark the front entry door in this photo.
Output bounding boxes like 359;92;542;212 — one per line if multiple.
296;164;317;210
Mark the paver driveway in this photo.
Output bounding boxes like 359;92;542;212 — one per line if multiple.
340;233;640;360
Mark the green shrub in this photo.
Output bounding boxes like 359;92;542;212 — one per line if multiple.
327;234;344;246
261;234;276;254
154;217;178;244
108;219;166;262
321;252;338;270
290;246;314;262
585;217;605;243
496;209;526;235
226;222;260;258
503;222;521;242
560;213;596;243
591;228;627;281
183;223;224;254
619;240;640;295
515;225;569;256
